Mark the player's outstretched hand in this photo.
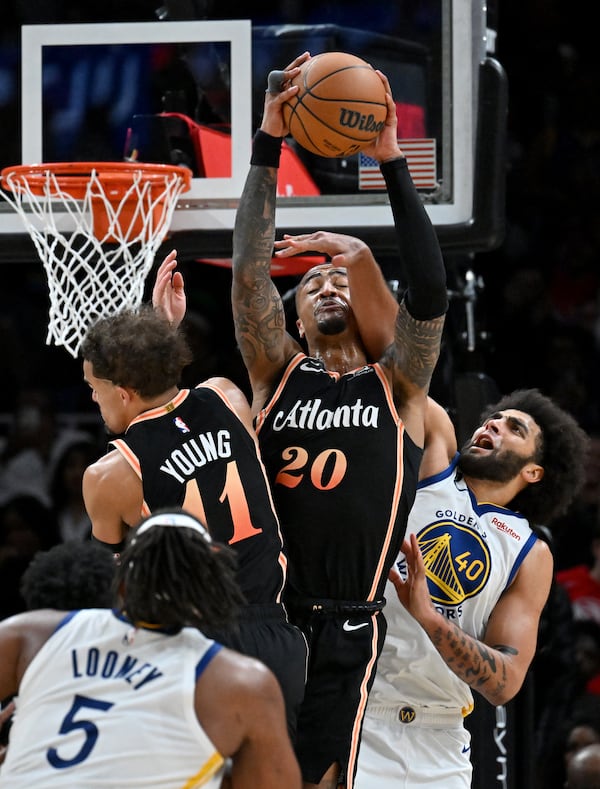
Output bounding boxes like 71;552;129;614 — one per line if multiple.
388;533;436;625
273;230;370;269
361;71;403;163
260;51;310;139
152;249;186;329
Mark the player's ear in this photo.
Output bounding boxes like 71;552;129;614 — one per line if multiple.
117;385;135;406
524;464;544;484
296;318;305;338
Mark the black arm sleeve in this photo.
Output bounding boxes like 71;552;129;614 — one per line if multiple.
250;129;283;168
381;157;448;321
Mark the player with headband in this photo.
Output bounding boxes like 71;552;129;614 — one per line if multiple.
0;508;302;788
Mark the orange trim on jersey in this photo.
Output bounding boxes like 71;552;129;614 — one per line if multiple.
372;363;400;423
199;381;259;448
254;443;289;603
367;420;405;601
197;381;236;414
255;354;304;434
127;389;190;426
365;365;405;601
111;438;151;520
111;439;142;478
346;613;381;789
255;353;343;432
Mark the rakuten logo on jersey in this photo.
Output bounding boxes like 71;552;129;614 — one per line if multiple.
491;516;521;541
272;398;379;431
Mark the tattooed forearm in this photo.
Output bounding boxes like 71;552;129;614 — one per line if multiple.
429;621;519;704
233;166;278;270
383;303;444;389
232;165;286;367
233;285;287;366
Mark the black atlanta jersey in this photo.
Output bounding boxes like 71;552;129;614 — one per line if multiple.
255;353;422;603
111;384;286;605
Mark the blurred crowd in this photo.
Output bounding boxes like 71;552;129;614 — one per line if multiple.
485;5;600;785
0;388;103;617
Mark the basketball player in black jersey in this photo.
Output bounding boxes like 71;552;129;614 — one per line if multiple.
227;54;448;789
80;306;307;741
151;54;447;789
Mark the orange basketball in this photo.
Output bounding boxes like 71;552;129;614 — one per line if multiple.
283;52;387;158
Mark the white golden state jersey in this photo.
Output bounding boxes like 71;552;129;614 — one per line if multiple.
0;609;226;788
368;454;539;715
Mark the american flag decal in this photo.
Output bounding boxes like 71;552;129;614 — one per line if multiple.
358;139;437;191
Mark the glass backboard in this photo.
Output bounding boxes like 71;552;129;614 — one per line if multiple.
0;1;503;255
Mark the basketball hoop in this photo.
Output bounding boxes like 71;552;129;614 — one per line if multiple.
0;161;192;358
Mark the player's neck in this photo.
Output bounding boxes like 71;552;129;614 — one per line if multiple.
462;474;526;513
308;338;367;374
137;386;182;415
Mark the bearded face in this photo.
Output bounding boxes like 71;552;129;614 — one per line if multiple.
295;266;352;342
315;312;347;335
458;441;535;483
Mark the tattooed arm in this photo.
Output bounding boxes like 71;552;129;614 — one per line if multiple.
231;54;310;415
380;305;445;449
391;533;553;705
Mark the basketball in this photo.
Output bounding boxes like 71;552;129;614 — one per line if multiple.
282;52;387;158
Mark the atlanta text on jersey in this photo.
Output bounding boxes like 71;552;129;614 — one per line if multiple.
272;398;380;431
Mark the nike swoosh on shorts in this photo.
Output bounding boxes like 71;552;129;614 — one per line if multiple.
342;619;369;632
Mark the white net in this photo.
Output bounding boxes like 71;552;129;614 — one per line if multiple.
0;164;190;358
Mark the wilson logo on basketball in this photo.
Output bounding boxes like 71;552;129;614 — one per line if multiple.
338;110;385;134
282;51;388;158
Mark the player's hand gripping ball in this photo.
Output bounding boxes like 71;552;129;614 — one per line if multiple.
282;51;387;158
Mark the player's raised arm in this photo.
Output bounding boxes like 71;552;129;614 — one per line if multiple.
371;78;447;444
231;53;310;412
273;72;403;363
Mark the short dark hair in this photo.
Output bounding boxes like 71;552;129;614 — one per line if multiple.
80;305;193;398
479;388;589;525
116;508;244;631
20;541;115;610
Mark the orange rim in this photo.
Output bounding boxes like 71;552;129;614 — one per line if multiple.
0;161;192;198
